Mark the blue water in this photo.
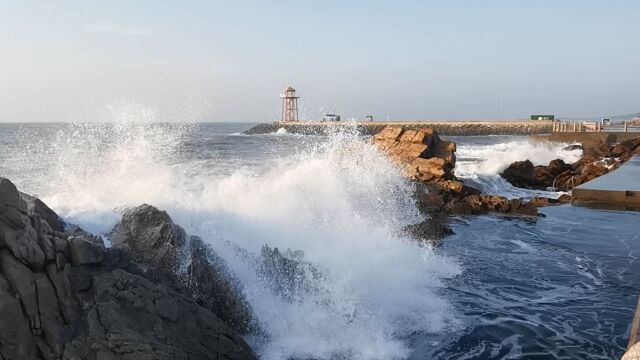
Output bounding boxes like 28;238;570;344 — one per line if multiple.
1;122;639;359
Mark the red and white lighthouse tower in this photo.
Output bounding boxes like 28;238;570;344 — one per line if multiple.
280;86;299;122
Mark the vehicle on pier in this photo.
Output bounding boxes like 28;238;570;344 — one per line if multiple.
321;114;341;122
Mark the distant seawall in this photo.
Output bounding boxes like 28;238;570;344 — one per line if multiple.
244;120;554;136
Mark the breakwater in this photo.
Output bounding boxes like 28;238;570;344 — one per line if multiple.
245;120;554;136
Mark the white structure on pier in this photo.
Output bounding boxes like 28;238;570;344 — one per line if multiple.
280;86;299;122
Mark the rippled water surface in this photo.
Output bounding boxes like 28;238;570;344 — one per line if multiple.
1;122;639;359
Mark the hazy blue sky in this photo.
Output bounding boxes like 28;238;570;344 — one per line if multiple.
1;1;638;122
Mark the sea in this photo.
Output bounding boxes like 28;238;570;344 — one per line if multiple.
1;121;639;360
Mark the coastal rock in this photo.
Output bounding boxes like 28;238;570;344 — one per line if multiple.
20;192;66;232
68;236;104;265
111;204;255;334
404;215;454;244
0;177;27;212
62;269;256;360
0;177;257;360
373;127;553;219
185;236;256;333
501;135;640;191
111;204;186;274
500;159;572;190
444;194;539;216
372;126;456;182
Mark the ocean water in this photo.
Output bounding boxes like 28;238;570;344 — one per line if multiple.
1;121;639;360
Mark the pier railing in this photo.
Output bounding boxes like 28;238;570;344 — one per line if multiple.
552;121;637;133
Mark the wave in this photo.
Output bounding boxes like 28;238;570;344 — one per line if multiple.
23;121;461;360
455;140;582;198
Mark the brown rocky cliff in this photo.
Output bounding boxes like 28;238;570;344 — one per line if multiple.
372;126;457;182
372;125;557;218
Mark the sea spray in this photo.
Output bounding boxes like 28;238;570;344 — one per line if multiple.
16;121;462;359
454;139;582;198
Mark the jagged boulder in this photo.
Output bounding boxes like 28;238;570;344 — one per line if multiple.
500;159;572;190
372;126;456;182
0;177;257;360
20;192;66;232
111;204;256;334
503;136;640;192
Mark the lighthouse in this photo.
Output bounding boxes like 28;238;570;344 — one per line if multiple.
280;86;299;122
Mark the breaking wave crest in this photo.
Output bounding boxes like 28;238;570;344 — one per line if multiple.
454;138;582;198
15;120;461;359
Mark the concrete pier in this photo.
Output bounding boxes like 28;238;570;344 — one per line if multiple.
572;155;640;210
244;120;554;136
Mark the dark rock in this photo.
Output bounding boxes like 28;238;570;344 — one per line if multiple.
0;248;41;334
610;137;640;159
66;224;105;247
0;177;27;212
0;286;39;359
0;203;46;269
0;178;258;359
61;269;256;360
111;204;255;334
562;144;583;151
111;204;186;274
68;236;104;265
500;159;572;190
35;276;67;357
444;194;539;217
404;215;453;245
186;236;255;333
20;192;66;232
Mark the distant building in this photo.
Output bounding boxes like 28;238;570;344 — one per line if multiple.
280;86;299;122
321;114;340;122
530;114;555;121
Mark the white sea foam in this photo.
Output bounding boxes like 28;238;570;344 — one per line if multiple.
455;139;582;198
34;118;461;359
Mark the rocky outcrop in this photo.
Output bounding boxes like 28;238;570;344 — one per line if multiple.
373;126;564;220
501;136;640;191
0;177;256;360
501;159;573;190
373;126;457;182
110;204;256;334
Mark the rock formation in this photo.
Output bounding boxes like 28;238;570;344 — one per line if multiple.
501;136;640;191
372;126;456;182
372;125;562;220
110;204;256;334
0;177;256;360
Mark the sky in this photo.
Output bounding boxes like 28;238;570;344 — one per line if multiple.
0;0;639;122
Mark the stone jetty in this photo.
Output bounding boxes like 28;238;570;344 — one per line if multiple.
245;120;554;136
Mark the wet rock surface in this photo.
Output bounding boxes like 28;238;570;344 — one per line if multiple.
372;126;563;224
501;136;640;191
110;204;256;334
0;177;256;360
